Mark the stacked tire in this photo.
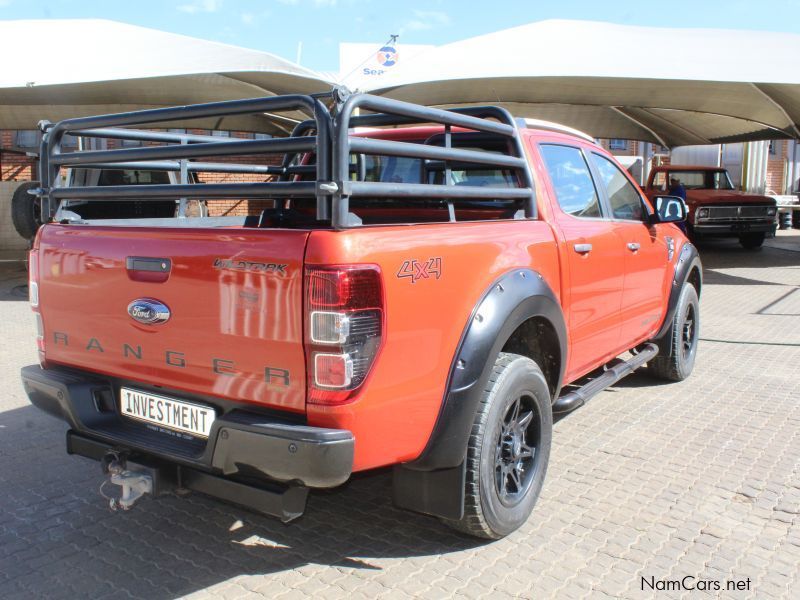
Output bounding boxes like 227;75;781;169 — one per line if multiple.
10;181;42;240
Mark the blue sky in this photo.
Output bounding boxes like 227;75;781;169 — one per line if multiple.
2;0;799;72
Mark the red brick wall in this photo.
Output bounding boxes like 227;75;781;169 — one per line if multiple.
1;128;290;217
0;131;38;181
766;140;787;194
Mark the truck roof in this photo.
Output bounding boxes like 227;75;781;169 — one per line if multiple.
520;118;595;143
354;120;596;144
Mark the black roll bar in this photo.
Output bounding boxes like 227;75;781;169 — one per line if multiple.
331;94;536;228
39;94;332;221
37;89;537;228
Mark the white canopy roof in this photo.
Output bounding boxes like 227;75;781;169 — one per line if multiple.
0;19;334;133
1;19;799;146
368;20;800;147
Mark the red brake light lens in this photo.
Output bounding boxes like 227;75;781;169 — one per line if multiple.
307;266;383;310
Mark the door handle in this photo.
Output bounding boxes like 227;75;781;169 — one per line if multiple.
627;242;641;252
573;243;593;254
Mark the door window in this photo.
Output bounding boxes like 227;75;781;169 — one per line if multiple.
592;153;646;221
540;145;602;218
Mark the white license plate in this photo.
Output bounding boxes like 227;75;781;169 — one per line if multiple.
120;387;215;438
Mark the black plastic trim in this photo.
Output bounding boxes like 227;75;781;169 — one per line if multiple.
22;364;354;488
655;243;703;341
407;269;567;472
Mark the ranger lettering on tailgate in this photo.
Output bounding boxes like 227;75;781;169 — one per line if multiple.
50;331;291;386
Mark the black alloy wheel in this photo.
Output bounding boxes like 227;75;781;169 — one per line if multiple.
495;395;541;507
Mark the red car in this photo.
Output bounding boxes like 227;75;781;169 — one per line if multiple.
22;92;701;539
645;165;777;249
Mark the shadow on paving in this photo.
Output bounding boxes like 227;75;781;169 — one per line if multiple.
0;264;28;302
0;404;486;599
696;237;800;287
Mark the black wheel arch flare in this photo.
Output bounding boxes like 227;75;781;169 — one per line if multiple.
655;242;703;342
392;268;566;520
406;268;566;472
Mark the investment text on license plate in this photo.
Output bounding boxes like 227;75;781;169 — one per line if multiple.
120;387;215;438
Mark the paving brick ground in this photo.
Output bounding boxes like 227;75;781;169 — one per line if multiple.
1;232;798;599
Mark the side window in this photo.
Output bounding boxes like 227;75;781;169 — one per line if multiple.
592;153;646;221
539;145;602;218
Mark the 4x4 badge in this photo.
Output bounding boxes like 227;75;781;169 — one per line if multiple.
127;298;171;325
397;257;442;283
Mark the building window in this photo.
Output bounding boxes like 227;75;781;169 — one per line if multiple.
254;133;272;140
768;141;777;156
608;139;628;151
14;130;42;149
212;130;231;137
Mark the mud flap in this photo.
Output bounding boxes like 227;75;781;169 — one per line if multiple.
392;462;466;520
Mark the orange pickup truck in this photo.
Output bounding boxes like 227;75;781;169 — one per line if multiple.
644;165;777;249
22;90;701;539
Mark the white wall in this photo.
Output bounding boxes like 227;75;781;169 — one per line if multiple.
721;143;745;189
670;145;721;167
744;141;769;194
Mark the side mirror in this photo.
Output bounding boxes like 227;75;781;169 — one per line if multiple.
651;195;687;224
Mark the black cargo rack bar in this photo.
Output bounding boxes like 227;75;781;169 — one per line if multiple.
38;87;536;229
76;161;282;176
51;137;315;168
53;182;319;201
332;95;534;228
39;93;332;222
68;127;242;145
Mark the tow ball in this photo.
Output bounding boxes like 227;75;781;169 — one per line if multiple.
101;451;153;511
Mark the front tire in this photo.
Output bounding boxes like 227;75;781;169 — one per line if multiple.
444;353;552;539
739;232;765;250
650;284;700;382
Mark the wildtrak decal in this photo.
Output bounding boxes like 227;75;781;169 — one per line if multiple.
213;258;288;275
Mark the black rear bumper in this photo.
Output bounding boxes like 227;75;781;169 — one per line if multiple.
21;364;354;489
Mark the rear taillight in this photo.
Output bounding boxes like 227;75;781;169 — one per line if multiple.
305;265;384;405
29;250;44;359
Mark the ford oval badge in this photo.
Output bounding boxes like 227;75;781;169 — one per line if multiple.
127;298;170;325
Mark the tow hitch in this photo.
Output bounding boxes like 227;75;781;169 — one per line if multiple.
69;433;310;522
101;451;156;511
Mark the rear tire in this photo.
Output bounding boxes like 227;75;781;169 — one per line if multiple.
739;232;765;250
443;353;552;539
11;181;42;240
650;284;700;382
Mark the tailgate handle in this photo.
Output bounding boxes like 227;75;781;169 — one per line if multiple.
126;257;171;282
126;257;171;272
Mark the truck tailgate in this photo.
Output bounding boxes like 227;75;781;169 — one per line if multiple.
36;225;309;413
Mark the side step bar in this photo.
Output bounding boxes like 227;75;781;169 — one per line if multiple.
552;343;659;414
